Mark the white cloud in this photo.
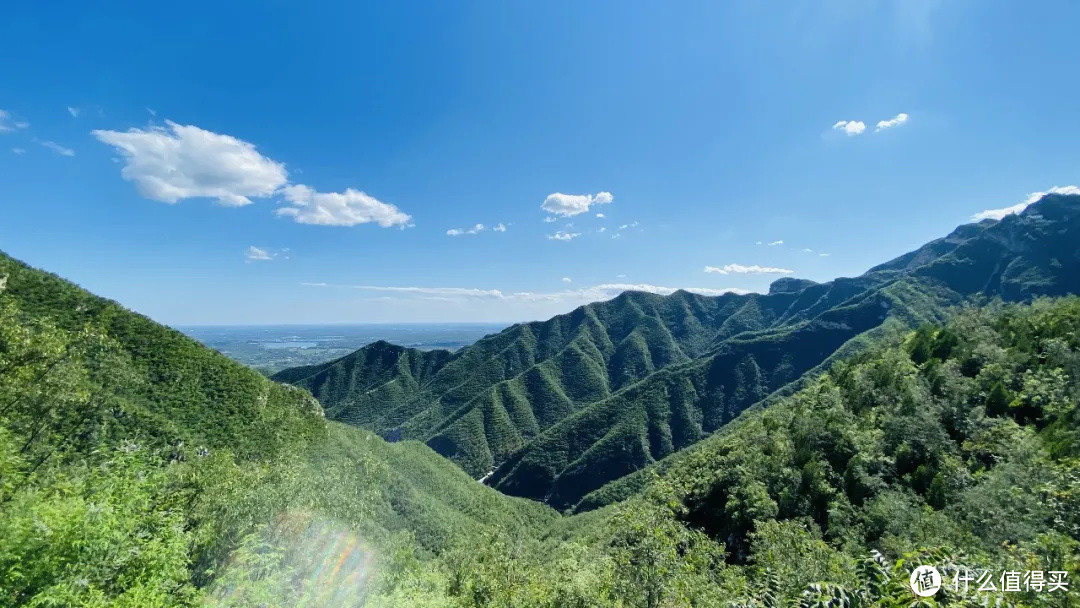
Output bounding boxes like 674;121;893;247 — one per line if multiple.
704;263;795;275
598;227;607;233
353;285;505;298
561;277;572;283
277;184;412;227
0;110;29;132
541;191;613;217
768;240;783;246
832;120;866;136
38;140;75;157
447;223;486;236
548;231;581;241
11;147;25;155
67;106;81;118
447;222;506;236
93;121;287;206
875;112;909;132
245;246;274;261
802;248;814;253
543;216;557;223
596;213;605;218
616;274;627;279
819;253;831;257
325;283;752;304
972;185;1080;221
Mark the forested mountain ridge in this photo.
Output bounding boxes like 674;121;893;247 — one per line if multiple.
278;193;1080;508
3;236;1080;606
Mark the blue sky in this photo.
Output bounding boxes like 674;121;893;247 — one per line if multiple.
2;1;1079;324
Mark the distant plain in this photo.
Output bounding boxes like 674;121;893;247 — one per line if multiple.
179;323;507;372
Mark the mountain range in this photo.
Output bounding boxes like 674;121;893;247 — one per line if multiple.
274;193;1080;510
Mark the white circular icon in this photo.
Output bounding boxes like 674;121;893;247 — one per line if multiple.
909;565;942;597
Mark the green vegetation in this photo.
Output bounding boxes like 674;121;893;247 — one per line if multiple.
279;193;1080;508
0;252;550;607
3;194;1080;606
365;296;1080;606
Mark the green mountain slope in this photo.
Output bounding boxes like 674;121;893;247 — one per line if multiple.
0;252;553;607
3;244;1079;607
279;194;1080;509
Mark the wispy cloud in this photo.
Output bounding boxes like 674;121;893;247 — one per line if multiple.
875;112;909;132
972;185;1080;221
303;281;752;303
0;110;29;132
704;263;794;275
447;223;486;236
38;140;75;157
11;147;25;155
541;191;613;217
245;246;290;262
245;246;274;261
67;106;81;118
755;239;783;246
561;277;572;283
447;222;508;236
548;231;581;241
832;120;866;136
353;285;506;298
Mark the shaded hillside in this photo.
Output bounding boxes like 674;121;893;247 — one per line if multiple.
279;194;1080;508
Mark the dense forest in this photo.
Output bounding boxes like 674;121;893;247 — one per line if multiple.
277;193;1080;510
2;240;1079;605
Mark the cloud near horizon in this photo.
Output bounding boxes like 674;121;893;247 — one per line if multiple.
704;263;794;275
301;281;752;303
972;185;1080;221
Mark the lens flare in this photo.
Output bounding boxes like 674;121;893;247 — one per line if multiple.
208;511;376;607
